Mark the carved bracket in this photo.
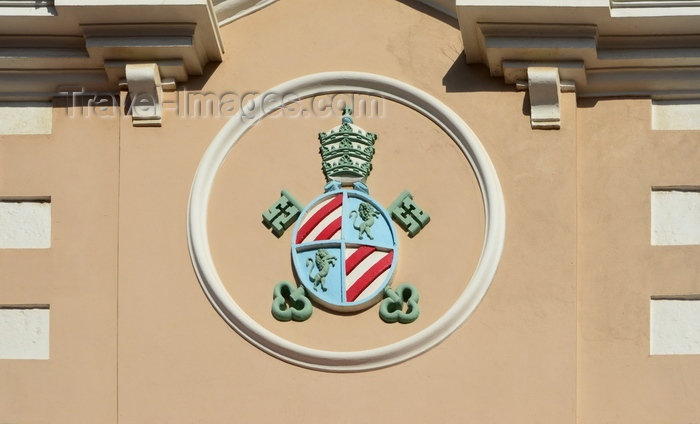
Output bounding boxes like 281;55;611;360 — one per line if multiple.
527;67;562;130
119;63;176;127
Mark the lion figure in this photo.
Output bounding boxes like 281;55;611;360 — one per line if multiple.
306;249;337;292
349;202;380;240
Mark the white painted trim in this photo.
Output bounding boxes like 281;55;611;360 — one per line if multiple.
415;0;457;18
651;189;700;245
213;0;279;26
458;0;608;5
611;0;700;17
0;101;52;135
651;298;700;355
213;0;457;26
187;72;506;372
124;63;163;127
0;1;222;100
457;2;700;99
0;0;55;16
652;99;700;130
0;199;51;249
527;67;562;129
0;306;50;360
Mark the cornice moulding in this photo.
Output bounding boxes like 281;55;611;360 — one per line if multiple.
415;0;457;18
210;0;458;27
212;0;278;25
458;0;700;98
611;0;700;16
0;0;223;101
0;0;55;16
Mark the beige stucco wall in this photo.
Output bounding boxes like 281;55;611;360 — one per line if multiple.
577;98;700;423
0;99;120;423
22;0;700;423
115;0;577;422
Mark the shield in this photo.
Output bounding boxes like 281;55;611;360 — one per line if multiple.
291;189;398;312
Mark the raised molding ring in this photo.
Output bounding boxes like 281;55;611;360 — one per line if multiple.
187;72;506;372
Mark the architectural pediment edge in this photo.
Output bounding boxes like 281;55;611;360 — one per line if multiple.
458;0;700;99
0;1;223;105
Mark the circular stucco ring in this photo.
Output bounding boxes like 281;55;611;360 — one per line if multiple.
187;72;506;372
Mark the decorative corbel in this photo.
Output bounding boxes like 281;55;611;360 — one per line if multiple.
527;67;562;130
121;63;170;127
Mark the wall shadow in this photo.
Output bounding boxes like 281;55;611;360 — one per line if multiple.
181;61;223;91
396;0;459;29
443;52;514;94
577;98;601;109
